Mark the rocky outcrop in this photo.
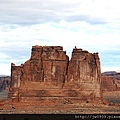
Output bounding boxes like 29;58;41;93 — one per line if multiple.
101;76;116;92
101;75;120;92
9;46;102;102
65;48;102;98
0;76;10;92
114;80;120;91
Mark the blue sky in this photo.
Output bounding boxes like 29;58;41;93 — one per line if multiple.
0;0;120;75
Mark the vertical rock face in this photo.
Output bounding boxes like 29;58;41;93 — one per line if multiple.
41;46;69;86
66;47;101;98
68;48;100;83
10;46;102;101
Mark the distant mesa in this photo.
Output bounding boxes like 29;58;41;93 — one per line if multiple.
101;75;120;92
101;71;120;92
102;71;118;75
0;76;11;92
102;71;120;80
9;45;102;102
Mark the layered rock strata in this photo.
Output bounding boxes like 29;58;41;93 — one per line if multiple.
9;46;102;101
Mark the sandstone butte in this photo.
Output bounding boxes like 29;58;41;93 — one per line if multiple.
8;45;103;103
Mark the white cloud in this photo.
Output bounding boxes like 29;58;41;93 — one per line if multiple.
0;63;11;75
1;0;120;24
0;0;120;75
0;52;10;59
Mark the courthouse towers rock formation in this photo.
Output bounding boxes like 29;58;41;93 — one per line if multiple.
9;46;102;101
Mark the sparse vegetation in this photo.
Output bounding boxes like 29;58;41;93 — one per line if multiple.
0;92;8;100
103;91;120;104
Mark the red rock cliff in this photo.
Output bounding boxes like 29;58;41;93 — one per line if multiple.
9;46;102;101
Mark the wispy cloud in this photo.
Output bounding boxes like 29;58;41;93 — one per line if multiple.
1;0;119;25
0;0;120;74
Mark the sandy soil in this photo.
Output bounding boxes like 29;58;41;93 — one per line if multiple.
0;92;8;100
103;91;120;104
0;91;120;114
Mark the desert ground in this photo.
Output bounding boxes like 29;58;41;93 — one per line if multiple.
103;91;120;104
0;91;120;114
